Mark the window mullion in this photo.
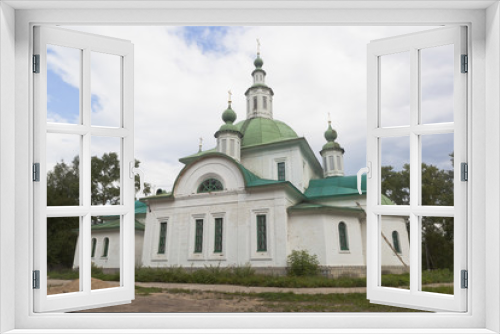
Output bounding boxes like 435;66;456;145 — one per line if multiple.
81;47;92;294
409;47;420;294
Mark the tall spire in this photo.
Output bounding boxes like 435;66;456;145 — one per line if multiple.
215;91;243;161
320;115;345;177
245;40;274;119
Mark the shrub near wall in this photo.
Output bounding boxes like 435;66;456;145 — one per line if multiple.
287;250;320;276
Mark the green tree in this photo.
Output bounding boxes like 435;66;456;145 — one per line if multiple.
381;153;454;271
46;153;151;270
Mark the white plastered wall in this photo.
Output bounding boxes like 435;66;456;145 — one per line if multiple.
241;142;321;192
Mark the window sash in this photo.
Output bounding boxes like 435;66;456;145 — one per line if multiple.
194;219;203;253
339;222;349;251
256;215;267;252
32;25;135;313
366;26;468;312
277;162;286;181
214;218;223;253
158;222;167;254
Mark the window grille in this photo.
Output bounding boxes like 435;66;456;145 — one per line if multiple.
257;215;267;252
277;162;286;181
197;178;223;193
194;219;203;253
339;222;349;251
158;222;167;254
263;96;267;109
214;218;223;253
253;96;258;110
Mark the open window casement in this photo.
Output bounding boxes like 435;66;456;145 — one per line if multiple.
33;26;135;312
365;26;467;312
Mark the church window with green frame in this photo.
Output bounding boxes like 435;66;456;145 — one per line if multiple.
158;222;167;254
197;178;223;193
214;218;223;253
338;222;349;251
392;230;402;254
277;162;286;181
194;219;204;253
91;238;97;258
257;215;267;252
102;237;109;257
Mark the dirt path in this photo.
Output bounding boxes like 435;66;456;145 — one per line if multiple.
46;280;451;313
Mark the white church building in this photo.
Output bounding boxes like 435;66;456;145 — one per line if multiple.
75;50;409;277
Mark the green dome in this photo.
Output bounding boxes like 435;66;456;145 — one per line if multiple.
235;117;298;147
254;55;263;69
324;123;337;142
222;106;237;123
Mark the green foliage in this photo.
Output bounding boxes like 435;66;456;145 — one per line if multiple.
46;153;151;270
382;153;454;271
286;250;320;277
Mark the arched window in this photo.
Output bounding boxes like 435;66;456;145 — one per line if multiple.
102;237;109;257
392;231;402;254
197;178;223;193
91;238;97;258
338;222;349;251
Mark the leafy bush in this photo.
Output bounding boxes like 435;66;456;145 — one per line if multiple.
286;250;320;277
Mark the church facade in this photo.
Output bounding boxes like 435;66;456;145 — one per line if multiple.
137;51;410;276
74;50;409;277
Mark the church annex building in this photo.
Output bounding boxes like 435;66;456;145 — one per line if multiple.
74;50;409;277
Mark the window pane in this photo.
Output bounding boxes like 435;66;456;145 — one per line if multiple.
214;218;223;253
194;219;203;253
420;44;454;124
46;133;81;206
158;222;167;254
91;52;121;128
47;217;81;295
277;162;286;181
381;136;410;205
91;215;121;291
338;222;349;251
257;215;267;252
381;215;410;290
380;51;410;127
47;44;81;124
421;133;454;206
421;216;454;295
91;136;121;205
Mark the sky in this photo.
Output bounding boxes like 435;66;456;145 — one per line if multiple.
46;26;454;194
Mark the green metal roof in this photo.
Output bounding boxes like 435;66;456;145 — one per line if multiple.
235;117;298;147
179;148;217;164
135;200;147;214
91;218;145;231
305;175;366;199
288;202;364;214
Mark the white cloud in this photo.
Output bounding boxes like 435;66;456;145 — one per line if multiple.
49;25;437;191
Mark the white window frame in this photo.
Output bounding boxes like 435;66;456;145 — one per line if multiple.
1;2;498;333
188;213;206;260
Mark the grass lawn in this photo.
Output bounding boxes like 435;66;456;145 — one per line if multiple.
49;266;453;289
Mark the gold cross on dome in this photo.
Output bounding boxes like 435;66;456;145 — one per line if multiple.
256;38;261;54
228;90;232;103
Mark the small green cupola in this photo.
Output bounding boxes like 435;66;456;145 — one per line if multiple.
320;116;345;177
214;91;243;162
245;39;274;120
